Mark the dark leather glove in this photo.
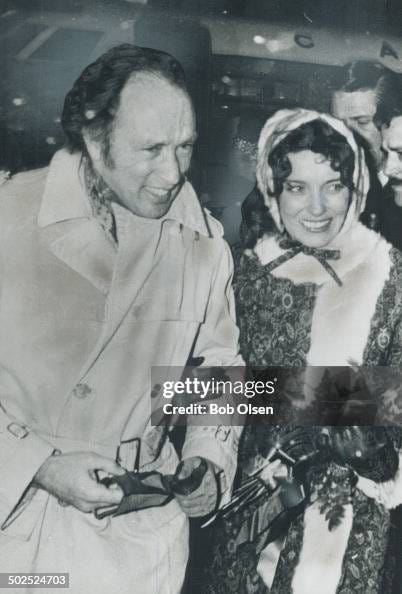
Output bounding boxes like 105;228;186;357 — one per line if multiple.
95;458;208;519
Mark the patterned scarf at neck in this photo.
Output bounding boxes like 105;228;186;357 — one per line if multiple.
84;158;118;244
269;236;342;287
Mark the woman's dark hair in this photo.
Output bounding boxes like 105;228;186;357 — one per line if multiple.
240;119;355;248
61;44;187;161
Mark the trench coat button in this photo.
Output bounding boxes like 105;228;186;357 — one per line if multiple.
72;383;92;399
7;422;29;439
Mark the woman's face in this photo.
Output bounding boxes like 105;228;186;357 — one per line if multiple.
278;150;350;248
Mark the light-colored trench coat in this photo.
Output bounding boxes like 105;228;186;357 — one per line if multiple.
0;150;242;593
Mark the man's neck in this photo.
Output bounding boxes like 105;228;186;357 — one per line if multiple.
84;157;118;243
84;158;117;205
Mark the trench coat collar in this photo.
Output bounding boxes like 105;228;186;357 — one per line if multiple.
38;149;211;237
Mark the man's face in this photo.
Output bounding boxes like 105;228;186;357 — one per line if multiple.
85;74;196;219
382;116;402;204
331;89;381;151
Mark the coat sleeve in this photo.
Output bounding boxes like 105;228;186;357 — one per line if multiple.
0;202;55;537
0;399;55;538
182;239;244;502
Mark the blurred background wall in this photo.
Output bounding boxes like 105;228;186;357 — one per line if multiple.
1;0;402;239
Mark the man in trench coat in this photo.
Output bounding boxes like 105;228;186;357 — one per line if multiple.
0;44;242;593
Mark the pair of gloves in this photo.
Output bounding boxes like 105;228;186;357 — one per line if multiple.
95;457;213;519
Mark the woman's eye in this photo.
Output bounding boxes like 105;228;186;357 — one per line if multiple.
327;182;345;193
285;183;304;193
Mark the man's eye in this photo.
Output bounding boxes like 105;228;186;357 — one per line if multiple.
145;145;162;155
178;143;194;152
356;118;372;126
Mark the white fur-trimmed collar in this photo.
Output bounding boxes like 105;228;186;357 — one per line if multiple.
254;223;387;287
254;225;393;366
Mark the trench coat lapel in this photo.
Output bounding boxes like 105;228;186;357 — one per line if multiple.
41;219;116;295
38;150;116;294
38;150;211;382
104;180;211;327
73;182;210;381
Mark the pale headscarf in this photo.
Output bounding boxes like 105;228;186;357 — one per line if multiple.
256;108;370;240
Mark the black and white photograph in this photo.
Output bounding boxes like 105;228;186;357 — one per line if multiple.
1;1;402;593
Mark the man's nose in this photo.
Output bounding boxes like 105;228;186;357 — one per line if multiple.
157;150;182;187
384;153;401;179
307;188;326;216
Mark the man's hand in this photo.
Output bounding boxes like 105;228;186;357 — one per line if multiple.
34;451;125;513
175;456;219;517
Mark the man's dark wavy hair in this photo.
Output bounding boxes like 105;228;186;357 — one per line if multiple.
335;60;390;94
333;60;401;129
240;119;355;249
61;44;187;161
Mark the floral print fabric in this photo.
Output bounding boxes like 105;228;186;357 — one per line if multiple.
201;242;402;594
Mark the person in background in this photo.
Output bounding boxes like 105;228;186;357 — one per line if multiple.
377;91;402;251
0;44;242;594
331;60;400;232
331;60;396;173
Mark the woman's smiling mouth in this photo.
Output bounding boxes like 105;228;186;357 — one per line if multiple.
300;218;332;233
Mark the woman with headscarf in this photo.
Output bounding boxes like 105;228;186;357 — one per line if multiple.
202;109;402;594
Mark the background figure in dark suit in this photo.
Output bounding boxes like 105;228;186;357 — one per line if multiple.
378;93;402;251
331;60;401;234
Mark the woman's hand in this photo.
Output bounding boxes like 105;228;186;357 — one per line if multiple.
259;458;289;488
330;427;386;463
